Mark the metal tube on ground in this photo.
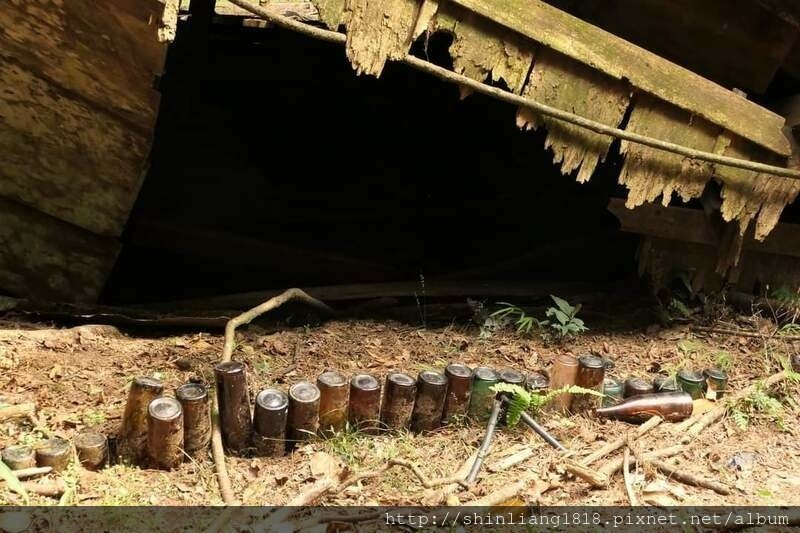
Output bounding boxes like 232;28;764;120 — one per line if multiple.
147;397;184;470
410;370;447;433
516;408;566;452
118;376;164;465
214;361;253;453
466;399;503;483
317;371;348;436
380;372;417;431
176;383;211;458
253;388;288;457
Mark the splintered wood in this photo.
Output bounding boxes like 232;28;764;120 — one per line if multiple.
517;49;631;183
619;96;720;208
268;0;798;248
717;137;800;240
342;0;420;76
432;3;534;97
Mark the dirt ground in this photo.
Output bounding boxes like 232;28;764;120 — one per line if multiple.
1;307;799;512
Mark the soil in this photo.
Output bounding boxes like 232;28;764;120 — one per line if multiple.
1;308;799;513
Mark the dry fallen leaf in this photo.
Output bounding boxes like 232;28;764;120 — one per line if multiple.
310;451;342;480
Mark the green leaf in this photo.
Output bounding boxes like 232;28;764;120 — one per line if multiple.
0;460;29;503
550;295;574;316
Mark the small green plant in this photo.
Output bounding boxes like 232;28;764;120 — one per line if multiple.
491;295;588;340
542;296;588;339
490;383;602;426
714;351;733;371
729;383;787;430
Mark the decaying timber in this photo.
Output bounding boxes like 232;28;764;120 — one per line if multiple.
74;432;108;471
342;0;420;76
147;397;184;470
304;0;796;248
431;2;534;98
0;0;170;303
35;438;72;473
0;198;120;303
619;96;720;209
517;49;631;183
1;445;36;471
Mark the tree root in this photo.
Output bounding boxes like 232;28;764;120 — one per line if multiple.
212;288;334;505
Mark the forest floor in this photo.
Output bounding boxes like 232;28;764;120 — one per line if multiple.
1;300;799;525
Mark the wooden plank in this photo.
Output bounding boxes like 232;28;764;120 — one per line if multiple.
0;0;166;132
136;280;607;311
448;0;791;156
215;1;321;22
608;198;800;259
0;61;150;236
561;0;798;94
0;198;120;303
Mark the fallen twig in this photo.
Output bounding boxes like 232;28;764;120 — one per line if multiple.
598;445;684;478
562;459;609;488
622;448;639;506
489;447;535;472
20;480;66;497
581;416;662;466
293;511;381;531
5;466;51;480
422;450;478;505
649;458;730;495
0;403;36;421
691;325;796;340
212;288;334;505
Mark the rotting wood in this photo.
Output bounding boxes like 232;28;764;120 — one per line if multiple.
215;1;321;23
570;0;799;95
717;135;800;241
0;198;120;303
608;199;800;259
517;48;631;183
342;0;420;76
619;96;720;210
310;0;346;29
448;0;791;157
225;0;800;181
0;61;150;236
598;444;684;479
0;0;166;132
431;2;534;97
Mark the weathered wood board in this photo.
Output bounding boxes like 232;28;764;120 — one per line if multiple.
448;0;791;157
0;199;120;303
342;0;420;76
0;0;166;132
619;96;720;208
517;48;631;183
431;2;534;96
0;61;150;237
560;0;799;95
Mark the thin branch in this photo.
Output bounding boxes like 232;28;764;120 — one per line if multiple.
581;416;662;466
650;459;731;495
227;0;800;180
212;288;334;505
622;448;639;506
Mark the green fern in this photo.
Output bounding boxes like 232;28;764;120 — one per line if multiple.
490;383;603;426
730;408;749;429
731;383;787;431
